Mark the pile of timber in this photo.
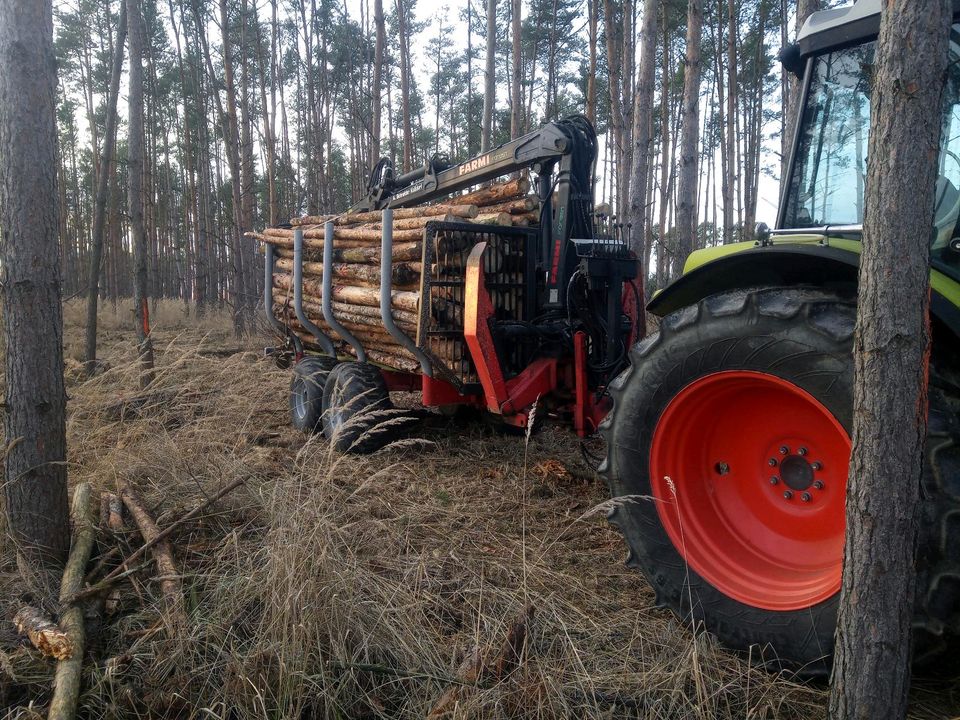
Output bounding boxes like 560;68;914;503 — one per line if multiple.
249;177;539;373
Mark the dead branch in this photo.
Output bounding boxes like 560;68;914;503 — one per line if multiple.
13;606;72;660
48;482;97;720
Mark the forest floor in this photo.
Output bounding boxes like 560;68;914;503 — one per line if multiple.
0;300;956;719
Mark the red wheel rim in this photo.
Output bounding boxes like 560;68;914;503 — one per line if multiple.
649;371;850;611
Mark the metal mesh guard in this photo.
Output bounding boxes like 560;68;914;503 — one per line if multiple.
418;222;536;387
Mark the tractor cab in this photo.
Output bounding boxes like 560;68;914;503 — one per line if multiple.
601;0;960;675
647;0;960;336
780;0;960;276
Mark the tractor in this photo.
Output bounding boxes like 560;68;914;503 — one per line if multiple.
265;0;959;675
600;0;960;674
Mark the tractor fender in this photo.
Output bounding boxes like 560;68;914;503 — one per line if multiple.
646;244;960;342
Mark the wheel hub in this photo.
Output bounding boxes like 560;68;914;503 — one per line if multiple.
780;454;814;491
649;371;851;611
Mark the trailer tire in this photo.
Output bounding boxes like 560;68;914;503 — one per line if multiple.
600;286;960;675
322;361;395;453
289;355;339;432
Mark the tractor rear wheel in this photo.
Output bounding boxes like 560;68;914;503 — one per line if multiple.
289;355;339;432
600;287;960;675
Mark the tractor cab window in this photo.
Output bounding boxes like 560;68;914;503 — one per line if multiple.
783;29;960;266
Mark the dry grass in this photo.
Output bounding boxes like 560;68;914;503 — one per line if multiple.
0;300;956;717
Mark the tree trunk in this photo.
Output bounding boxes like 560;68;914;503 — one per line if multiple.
397;0;414;172
510;0;521;138
627;0;659;256
828;2;951;718
85;0;127;377
586;0;598;124
675;0;703;267
371;0;385;161
127;0;156;387
481;0;496;151
0;0;71;575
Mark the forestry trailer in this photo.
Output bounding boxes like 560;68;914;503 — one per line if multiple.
263;0;959;675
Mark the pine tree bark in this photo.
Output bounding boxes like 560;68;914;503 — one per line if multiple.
675;0;703;267
828;2;951;718
0;0;70;571
397;0;414;172
627;0;659;256
586;0;598;124
481;0;496;151
127;0;155;387
371;0;385;161
85;0;127;377
510;0;522;138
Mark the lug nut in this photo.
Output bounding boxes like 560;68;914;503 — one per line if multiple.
783;490;793;500
801;492;812;502
768;458;778;467
798;447;808;456
813;480;824;490
779;446;789;455
812;461;822;471
770;476;779;485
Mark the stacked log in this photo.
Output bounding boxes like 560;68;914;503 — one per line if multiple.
251;177;541;373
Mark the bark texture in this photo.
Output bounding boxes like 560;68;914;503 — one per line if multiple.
627;0;659;256
675;0;703;265
829;2;951;717
481;0;496;151
0;0;70;570
127;0;156;387
84;2;126;376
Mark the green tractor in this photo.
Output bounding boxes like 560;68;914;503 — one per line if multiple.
602;0;960;674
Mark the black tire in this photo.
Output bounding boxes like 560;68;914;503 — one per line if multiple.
600;287;960;675
322;361;398;454
289;355;339;432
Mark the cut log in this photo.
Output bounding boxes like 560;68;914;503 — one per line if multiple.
453;177;530;206
118;483;186;632
290;214;336;226
512;211;540;226
473;212;513;226
272;273;420;313
482;196;539;214
367;213;456;230
13;606;72;660
273;257;421;288
329;203;478;224
331;225;422;242
48;482;98;720
271;289;420;327
274;242;422;264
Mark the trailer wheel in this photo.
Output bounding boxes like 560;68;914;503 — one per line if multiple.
322;361;395;453
289;355;339;432
600;287;960;675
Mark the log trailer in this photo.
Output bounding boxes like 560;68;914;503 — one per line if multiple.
266;115;642;453
267;0;960;676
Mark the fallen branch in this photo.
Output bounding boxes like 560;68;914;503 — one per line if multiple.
13;606;72;660
68;477;245;605
48;482;97;720
118;483;187;631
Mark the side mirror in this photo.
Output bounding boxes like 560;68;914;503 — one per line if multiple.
755;222;772;245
